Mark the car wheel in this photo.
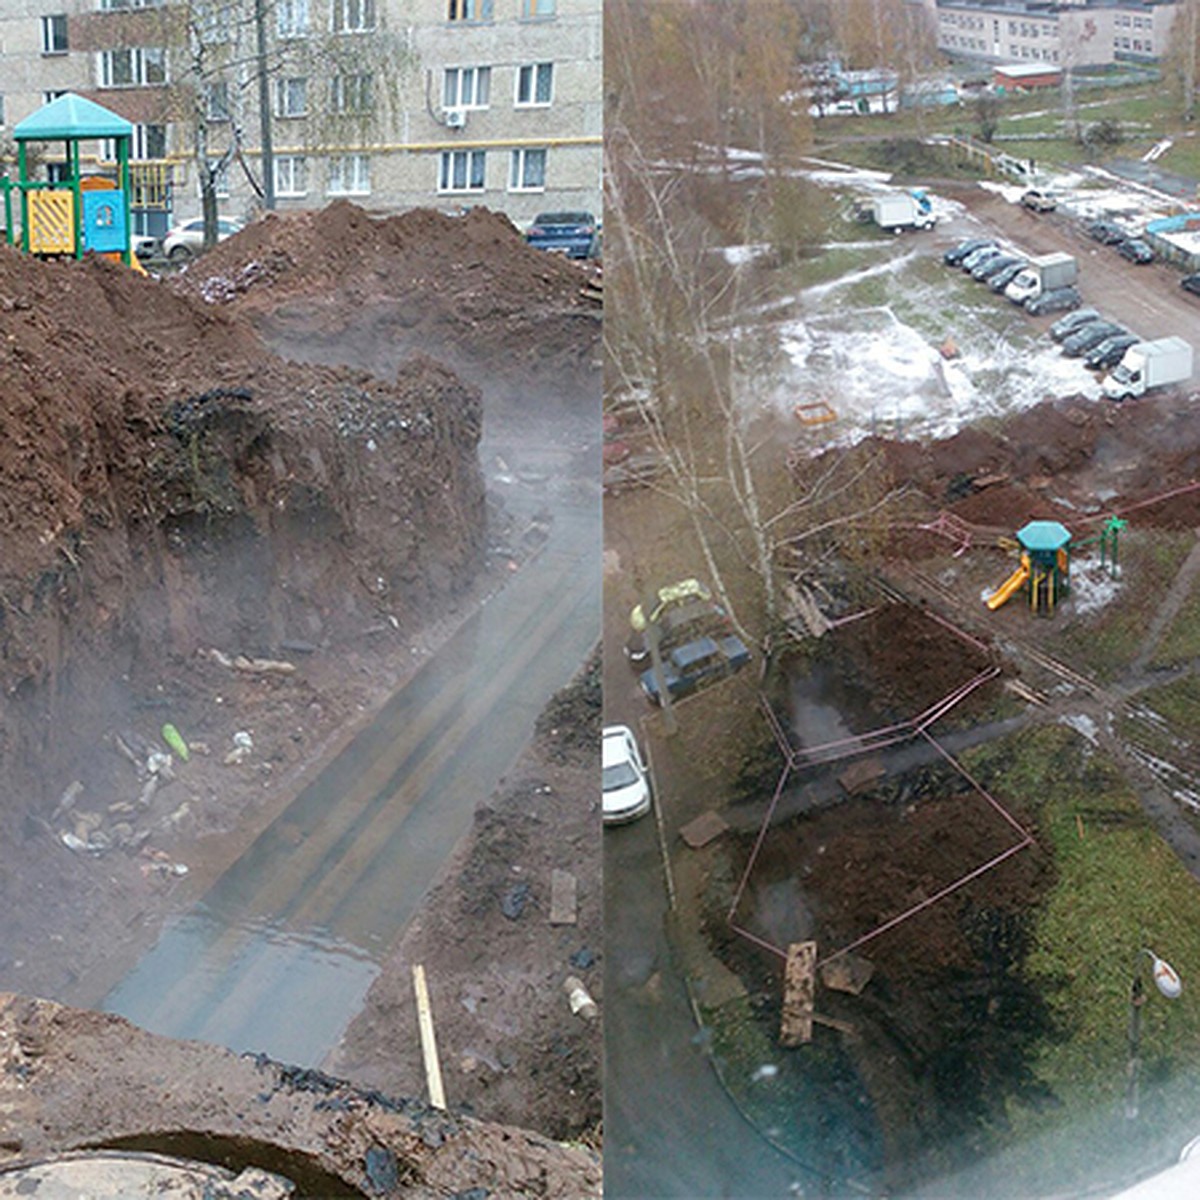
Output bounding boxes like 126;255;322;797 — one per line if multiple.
168;245;194;264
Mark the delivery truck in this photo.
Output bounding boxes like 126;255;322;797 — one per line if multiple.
1102;336;1193;401
1004;252;1077;304
870;189;935;233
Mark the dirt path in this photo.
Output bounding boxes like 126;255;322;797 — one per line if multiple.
1129;529;1200;673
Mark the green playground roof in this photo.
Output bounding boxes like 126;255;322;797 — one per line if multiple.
14;94;132;142
1018;520;1072;552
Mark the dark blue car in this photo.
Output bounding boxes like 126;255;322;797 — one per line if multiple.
639;634;751;704
525;211;599;259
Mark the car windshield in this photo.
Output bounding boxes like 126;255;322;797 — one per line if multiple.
534;212;593;226
603;761;639;791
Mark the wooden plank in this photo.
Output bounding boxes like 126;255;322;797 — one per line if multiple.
680;811;729;849
412;964;446;1110
780;941;817;1047
837;758;885;797
549;869;578;926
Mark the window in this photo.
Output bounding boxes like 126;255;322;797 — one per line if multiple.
274;77;307;117
41;14;68;54
447;0;493;21
102;124;166;160
516;62;553;106
197;1;233;44
444;66;491;109
205;81;229;121
522;0;555;16
43;90;67;105
331;73;372;114
509;147;545;191
332;0;373;33
274;155;308;197
438;148;485;193
98;0;166;9
276;0;309;38
99;47;166;87
328;153;370;195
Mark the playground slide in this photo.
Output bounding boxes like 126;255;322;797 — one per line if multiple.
986;562;1030;611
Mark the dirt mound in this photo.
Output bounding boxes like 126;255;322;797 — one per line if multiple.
0;992;601;1198
175;202;602;404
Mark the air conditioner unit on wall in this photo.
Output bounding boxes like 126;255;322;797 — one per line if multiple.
445;108;466;129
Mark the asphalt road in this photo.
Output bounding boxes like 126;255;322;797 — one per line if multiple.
103;492;600;1065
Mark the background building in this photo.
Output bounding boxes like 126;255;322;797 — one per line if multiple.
936;0;1178;69
0;0;601;241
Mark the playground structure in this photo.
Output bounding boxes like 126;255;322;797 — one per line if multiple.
986;519;1072;615
2;93;142;270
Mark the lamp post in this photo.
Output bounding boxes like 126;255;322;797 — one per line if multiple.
1125;948;1182;1121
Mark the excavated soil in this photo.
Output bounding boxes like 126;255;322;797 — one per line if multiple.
0;200;601;1158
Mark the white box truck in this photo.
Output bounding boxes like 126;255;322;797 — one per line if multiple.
870;190;935;233
1102;337;1193;401
1004;252;1077;304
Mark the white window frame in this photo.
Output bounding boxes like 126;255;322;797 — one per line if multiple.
197;1;234;44
332;0;374;34
438;149;486;194
509;147;545;192
274;76;308;118
102;123;166;161
515;62;553;107
98;0;166;9
330;73;373;115
274;155;308;197
41;14;68;54
443;65;491;110
98;46;166;88
276;0;309;38
205;80;230;122
447;0;493;21
327;153;371;195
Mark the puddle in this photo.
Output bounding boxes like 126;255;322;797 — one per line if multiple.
103;908;380;1065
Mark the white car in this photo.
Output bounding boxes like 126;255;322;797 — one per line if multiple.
161;216;244;263
602;725;651;825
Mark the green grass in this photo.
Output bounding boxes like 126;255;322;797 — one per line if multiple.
1152;567;1200;667
951;725;1200;1196
1056;531;1195;682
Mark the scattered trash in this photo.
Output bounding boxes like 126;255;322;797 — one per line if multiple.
751;1063;780;1082
563;975;598;1021
225;730;254;766
51;780;84;821
146;751;174;779
500;882;530;921
161;723;190;762
569;947;595;970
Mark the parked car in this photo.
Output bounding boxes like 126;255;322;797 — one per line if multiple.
943;237;995;267
961;245;1004;273
525;211;598;259
602;725;652;825
1087;219;1126;244
1025;285;1081;316
988;260;1028;292
1084;333;1140;370
1182;273;1200;296
1050;307;1102;341
161;216;244;263
625;594;732;665
973;253;1021;282
1021;189;1057;212
639;633;751;705
1117;238;1155;264
1062;320;1125;357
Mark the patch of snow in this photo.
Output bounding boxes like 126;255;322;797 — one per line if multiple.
1060;712;1099;744
1069;564;1121;615
720;243;772;265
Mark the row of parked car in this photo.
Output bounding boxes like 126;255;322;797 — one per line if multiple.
1047;307;1140;368
943;237;1082;316
1085;218;1156;265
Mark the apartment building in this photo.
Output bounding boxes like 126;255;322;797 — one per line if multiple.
936;1;1178;68
0;0;601;238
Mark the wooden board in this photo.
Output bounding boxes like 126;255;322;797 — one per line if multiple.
837;758;885;797
549;869;578;926
780;941;817;1047
680;811;729;849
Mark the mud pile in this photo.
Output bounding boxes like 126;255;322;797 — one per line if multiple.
0;245;484;825
177;201;602;404
0;992;601;1198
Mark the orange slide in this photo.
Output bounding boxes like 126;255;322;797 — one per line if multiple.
986;558;1030;611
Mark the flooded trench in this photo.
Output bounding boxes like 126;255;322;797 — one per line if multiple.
103;483;600;1065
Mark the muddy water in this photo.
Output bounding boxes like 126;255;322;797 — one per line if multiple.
103;496;600;1064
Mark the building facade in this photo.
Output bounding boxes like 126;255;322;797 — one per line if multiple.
0;0;601;236
936;1;1178;69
